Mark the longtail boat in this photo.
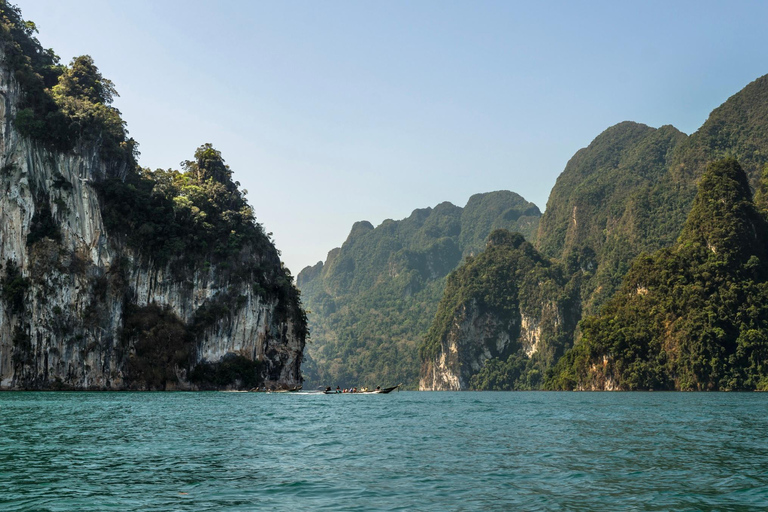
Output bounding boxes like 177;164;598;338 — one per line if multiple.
322;385;399;394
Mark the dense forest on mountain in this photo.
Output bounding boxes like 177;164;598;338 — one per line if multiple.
298;191;541;389
548;159;768;390
421;74;768;390
536;77;768;317
535;122;687;313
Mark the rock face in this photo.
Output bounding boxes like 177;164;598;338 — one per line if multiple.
0;50;304;390
419;299;515;390
419;304;566;391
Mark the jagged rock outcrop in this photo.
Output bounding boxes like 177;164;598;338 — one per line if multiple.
419;299;515;390
419;230;578;390
0;42;305;390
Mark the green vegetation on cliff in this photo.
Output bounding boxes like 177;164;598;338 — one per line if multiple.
3;2;305;333
536;122;687;313
298;191;541;389
548;159;768;391
98;143;308;388
98;144;276;268
536;76;768;317
638;74;768;281
420;230;578;390
0;2;135;164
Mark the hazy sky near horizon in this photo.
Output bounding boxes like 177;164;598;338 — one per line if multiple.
18;0;768;275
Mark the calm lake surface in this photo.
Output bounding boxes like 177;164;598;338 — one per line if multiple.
1;391;767;511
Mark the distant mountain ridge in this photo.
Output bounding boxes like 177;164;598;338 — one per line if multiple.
297;190;541;389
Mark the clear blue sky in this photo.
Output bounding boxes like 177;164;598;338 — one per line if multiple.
19;0;768;275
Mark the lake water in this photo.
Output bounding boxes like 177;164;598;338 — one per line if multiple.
1;391;767;511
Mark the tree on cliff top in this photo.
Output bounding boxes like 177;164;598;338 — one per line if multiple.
52;55;118;105
0;3;134;163
182;143;239;193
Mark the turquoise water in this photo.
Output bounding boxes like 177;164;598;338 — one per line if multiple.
1;392;767;511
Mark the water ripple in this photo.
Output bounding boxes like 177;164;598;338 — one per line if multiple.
1;391;768;510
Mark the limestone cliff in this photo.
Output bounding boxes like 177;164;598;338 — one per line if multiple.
0;42;305;390
419;299;515;391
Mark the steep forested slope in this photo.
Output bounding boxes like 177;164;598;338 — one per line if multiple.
548;159;768;390
537;76;768;316
536;122;687;312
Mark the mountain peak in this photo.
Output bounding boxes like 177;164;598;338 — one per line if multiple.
678;158;765;263
345;220;375;244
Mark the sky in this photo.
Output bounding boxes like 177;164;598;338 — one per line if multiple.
17;0;768;276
